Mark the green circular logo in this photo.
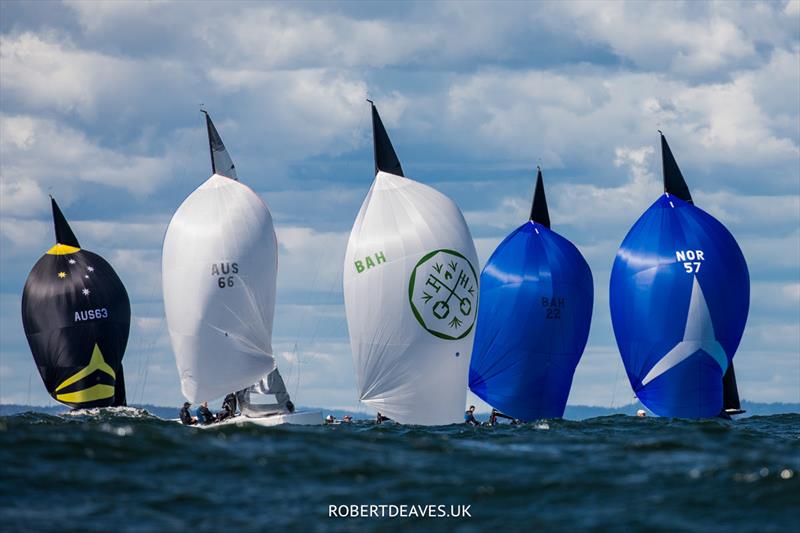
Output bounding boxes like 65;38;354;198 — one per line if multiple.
409;249;478;340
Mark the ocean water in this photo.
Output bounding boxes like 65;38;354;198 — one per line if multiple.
1;409;797;532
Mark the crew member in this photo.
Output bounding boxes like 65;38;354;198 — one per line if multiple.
464;405;479;426
376;412;391;424
636;409;647;417
218;393;237;421
488;408;519;426
197;401;215;425
179;402;196;425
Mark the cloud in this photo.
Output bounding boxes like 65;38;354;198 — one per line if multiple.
0;114;170;198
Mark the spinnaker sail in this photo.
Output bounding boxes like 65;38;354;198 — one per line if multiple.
163;111;279;403
343;102;479;425
469;168;593;420
609;133;749;418
22;198;130;408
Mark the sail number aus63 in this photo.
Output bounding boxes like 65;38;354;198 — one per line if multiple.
675;249;704;273
212;262;239;288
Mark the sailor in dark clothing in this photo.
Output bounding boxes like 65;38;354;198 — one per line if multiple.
286;400;295;414
376;412;391;424
218;393;237;421
179;402;197;425
197;401;215;425
464;405;480;426
488;408;517;426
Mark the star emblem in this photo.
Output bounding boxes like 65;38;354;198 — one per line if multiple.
87;266;94;272
58;272;66;279
82;288;90;296
68;259;76;265
85;275;90;279
641;276;728;386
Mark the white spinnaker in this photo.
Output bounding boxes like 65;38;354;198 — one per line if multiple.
344;171;479;425
163;174;278;402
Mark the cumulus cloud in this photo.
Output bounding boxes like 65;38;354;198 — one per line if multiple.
0;114;170;198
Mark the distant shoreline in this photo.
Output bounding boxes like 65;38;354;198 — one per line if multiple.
2;401;798;420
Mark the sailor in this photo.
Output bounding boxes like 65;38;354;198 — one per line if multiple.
488;408;516;426
197;401;216;425
376;412;391;424
464;405;479;426
342;415;353;424
179;402;197;425
286;400;295;414
636;409;647;417
325;414;336;424
218;393;237;421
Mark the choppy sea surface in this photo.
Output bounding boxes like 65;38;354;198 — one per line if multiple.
1;409;797;532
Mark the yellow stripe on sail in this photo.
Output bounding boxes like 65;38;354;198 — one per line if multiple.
47;244;81;255
56;344;116;393
57;384;115;403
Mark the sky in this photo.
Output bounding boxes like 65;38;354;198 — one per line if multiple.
0;0;798;411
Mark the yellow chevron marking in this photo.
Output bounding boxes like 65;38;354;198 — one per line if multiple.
57;384;115;404
47;244;81;255
55;344;116;403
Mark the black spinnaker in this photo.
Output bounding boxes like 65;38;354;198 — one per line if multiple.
21;198;131;408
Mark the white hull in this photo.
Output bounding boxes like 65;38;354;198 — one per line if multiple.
176;410;323;428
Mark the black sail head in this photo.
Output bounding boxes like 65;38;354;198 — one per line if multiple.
529;166;551;228
368;100;404;177
51;197;80;248
660;132;693;204
201;110;237;180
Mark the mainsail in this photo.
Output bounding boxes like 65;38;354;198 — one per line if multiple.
609;133;749;418
163;111;279;403
22;198;130;408
469;168;593;420
343;102;479;425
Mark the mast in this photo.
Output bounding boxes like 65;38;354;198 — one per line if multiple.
529;166;551;228
50;197;80;248
659;131;692;204
368;100;404;177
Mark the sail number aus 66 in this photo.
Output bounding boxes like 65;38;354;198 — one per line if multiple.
212;262;239;288
676;249;704;273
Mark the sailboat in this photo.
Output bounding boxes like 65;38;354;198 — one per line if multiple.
469;168;593;420
609;132;749;418
162;110;321;426
22;198;130;408
343;101;480;425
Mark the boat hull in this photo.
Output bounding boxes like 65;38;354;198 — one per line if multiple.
177;410;323;428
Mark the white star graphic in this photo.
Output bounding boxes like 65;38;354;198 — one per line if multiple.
85;275;90;278
82;288;90;296
68;259;76;265
87;266;94;272
641;276;728;386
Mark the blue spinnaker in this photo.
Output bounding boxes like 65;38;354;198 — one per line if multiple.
469;170;593;420
609;134;749;418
